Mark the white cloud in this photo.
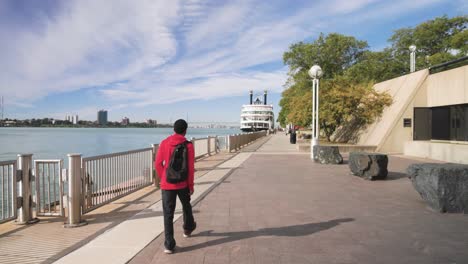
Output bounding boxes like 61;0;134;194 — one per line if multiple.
0;0;180;100
0;0;454;120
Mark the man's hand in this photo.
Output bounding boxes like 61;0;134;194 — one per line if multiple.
190;189;194;196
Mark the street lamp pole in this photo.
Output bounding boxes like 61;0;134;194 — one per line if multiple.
409;45;416;73
308;65;323;160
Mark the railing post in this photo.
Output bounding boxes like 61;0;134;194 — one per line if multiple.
151;144;159;187
233;135;237;151
15;154;39;225
191;137;196;157
207;136;211;155
64;154;87;228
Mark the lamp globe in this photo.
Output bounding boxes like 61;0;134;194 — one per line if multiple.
308;65;323;79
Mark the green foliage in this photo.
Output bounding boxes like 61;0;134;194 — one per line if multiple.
278;15;467;143
283;33;368;79
389;15;467;68
345;49;406;83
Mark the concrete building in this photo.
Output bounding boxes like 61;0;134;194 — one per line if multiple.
72;115;79;125
146;119;157;125
122;117;130;126
97;110;108;126
357;59;468;164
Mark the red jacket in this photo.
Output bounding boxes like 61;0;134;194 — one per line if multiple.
155;133;195;192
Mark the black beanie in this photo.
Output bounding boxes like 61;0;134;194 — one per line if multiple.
174;119;188;134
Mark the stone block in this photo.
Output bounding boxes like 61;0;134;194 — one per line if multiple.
349;152;388;180
313;146;343;164
407;163;468;213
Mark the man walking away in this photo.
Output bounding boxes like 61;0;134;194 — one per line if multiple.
155;119;196;254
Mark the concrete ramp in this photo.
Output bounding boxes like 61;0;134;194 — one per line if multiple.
358;70;428;150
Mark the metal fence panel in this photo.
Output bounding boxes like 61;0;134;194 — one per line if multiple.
82;147;153;213
0;160;17;223
34;160;64;216
209;137;217;154
193;138;209;159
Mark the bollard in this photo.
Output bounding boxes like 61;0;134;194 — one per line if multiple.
15;154;39;225
151;144;159;187
64;154;87;228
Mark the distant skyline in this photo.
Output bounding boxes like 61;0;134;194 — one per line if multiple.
0;0;465;123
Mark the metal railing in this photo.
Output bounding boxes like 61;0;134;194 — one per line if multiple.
228;131;268;152
0;160;17;224
429;56;468;74
217;136;229;150
34;160;64;216
209;136;217;153
1;132;259;226
192;136;218;159
82;148;153;213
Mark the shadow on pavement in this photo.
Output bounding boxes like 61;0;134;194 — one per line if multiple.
386;171;408;181
180;218;354;252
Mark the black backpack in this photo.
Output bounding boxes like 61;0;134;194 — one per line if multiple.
166;141;190;184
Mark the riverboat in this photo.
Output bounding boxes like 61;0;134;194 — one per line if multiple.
240;90;274;132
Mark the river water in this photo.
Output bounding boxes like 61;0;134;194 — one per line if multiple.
0;127;240;161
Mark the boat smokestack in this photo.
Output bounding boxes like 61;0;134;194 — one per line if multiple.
249;90;253;104
264;90;267;105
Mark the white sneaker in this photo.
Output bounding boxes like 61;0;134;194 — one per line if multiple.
183;222;197;238
164;248;174;254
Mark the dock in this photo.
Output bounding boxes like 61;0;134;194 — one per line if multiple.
1;134;468;263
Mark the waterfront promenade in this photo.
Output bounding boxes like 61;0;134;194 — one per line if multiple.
1;134;468;263
130;134;468;264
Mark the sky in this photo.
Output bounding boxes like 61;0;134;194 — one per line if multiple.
0;0;466;124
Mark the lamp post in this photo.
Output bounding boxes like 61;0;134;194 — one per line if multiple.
308;65;323;160
409;45;416;73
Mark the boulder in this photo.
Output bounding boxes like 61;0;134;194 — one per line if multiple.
313;146;343;164
407;163;468;214
349;152;388;180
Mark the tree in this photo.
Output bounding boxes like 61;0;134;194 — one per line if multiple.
345;48;406;83
280;32;370;128
389;15;467;67
278;15;466;142
320;77;392;142
283;33;368;79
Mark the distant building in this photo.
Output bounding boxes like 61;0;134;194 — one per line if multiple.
146;119;157;125
97;110;108;126
72;115;79;125
121;117;130;126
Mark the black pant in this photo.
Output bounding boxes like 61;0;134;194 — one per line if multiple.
162;187;196;250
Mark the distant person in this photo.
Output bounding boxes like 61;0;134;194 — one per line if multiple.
155;119;196;254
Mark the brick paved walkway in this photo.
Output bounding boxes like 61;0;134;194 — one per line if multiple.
0;151;236;264
130;134;468;264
